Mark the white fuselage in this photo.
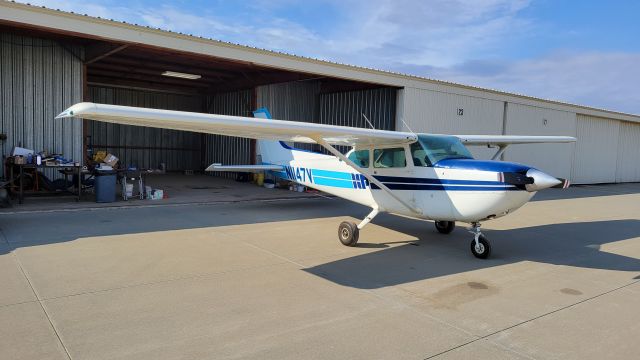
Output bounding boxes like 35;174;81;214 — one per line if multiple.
260;140;535;224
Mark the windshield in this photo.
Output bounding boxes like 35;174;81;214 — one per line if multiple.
416;134;473;165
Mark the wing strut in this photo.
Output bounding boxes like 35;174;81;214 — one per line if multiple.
490;145;508;160
313;137;423;215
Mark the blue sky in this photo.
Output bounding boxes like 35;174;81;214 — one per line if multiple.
23;0;640;114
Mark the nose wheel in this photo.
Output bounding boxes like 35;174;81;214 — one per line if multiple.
469;222;491;259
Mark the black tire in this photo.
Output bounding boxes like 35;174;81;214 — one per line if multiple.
338;221;359;246
435;221;455;234
470;235;491;259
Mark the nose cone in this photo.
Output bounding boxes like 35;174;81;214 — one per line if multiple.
525;169;562;192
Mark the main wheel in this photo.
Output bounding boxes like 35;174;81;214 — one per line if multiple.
338;221;359;246
470;235;491;259
435;221;455;234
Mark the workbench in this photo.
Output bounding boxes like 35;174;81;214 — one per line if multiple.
13;163;83;204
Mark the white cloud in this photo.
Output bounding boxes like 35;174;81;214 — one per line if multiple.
418;52;640;114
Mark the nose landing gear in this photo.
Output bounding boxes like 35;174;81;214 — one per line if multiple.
469;222;491;259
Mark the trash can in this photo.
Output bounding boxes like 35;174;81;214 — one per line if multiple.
94;171;116;203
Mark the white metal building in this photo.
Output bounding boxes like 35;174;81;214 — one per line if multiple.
1;1;639;184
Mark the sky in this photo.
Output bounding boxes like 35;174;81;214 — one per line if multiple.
19;0;640;114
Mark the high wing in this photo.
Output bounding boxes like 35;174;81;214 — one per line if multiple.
455;135;576;146
56;103;416;147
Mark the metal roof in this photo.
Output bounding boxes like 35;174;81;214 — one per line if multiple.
2;0;639;122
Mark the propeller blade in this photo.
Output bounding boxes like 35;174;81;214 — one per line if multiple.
551;178;571;189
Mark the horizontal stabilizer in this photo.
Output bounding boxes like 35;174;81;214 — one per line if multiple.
204;164;283;172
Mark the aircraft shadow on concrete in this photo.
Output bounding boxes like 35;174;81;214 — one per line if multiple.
1;195;639;289
303;217;640;289
0;198;355;255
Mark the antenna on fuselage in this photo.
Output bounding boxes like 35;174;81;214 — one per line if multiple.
361;113;376;130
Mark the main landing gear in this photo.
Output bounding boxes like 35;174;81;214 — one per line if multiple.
338;208;379;247
469;222;491;259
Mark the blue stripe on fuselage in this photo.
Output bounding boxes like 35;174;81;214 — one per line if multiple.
265;165;523;191
370;183;519;191
314;177;354;188
373;175;505;186
312;169;353;180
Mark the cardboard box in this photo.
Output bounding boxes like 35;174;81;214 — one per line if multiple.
103;153;119;167
11;147;34;156
93;151;107;162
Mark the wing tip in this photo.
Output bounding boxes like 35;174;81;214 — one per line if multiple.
55;102;97;119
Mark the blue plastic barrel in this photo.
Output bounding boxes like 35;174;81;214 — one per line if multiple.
95;171;116;203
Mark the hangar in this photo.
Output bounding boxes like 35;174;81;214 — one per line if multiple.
1;1;639;186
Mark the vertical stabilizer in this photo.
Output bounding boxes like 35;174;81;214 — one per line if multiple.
253;108;294;164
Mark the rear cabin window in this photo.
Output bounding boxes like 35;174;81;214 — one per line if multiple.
373;147;406;168
348;149;370;168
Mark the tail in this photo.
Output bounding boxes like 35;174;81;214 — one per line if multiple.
253;108;295;165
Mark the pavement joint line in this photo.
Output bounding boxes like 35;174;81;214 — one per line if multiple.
0;195;324;215
0;228;73;360
37;261;290;303
221;231;308;268
0;298;39;310
423;278;640;360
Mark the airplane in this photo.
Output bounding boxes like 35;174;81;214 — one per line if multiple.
57;103;576;259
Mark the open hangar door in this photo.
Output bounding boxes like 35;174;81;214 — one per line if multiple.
201;81;397;181
85;44;397;182
87;86;204;172
255;80;397;155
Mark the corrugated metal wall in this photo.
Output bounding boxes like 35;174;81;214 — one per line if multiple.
319;88;396;129
318;87;396;153
0;32;83;178
616;121;640;183
256;81;320;121
572;114;620;184
203;89;253;178
87;86;203;171
256;81;396;153
504;103;577;180
397;87;504;159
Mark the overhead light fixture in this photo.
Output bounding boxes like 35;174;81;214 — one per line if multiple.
161;71;201;80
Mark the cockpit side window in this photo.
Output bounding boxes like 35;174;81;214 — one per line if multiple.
347;149;370;168
373;147;406;168
410;141;432;167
